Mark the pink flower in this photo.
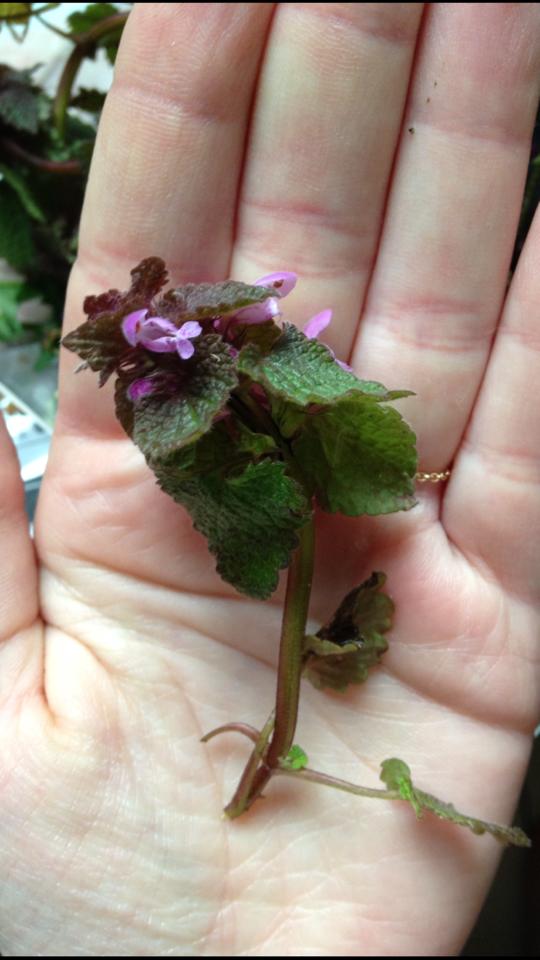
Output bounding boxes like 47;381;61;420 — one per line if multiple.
303;308;352;372
127;377;155;402
233;270;297;325
122;309;202;359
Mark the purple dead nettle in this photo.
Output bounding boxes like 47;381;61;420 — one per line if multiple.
121;270;349;402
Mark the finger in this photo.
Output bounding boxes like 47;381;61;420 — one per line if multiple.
60;2;275;436
444;208;540;602
352;3;540;469
0;412;39;697
230;1;423;354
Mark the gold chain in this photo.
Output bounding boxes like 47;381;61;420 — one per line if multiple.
415;469;451;484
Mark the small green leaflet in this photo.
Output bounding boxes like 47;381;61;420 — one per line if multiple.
303;572;392;692
380;759;531;848
281;745;309;771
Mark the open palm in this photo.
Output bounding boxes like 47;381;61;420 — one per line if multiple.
1;3;539;955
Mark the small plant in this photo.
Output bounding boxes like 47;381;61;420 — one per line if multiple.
63;259;529;846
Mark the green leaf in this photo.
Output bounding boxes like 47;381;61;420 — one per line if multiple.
239;323;412;408
303;572;392;692
0;65;40;133
70;87;107;113
0;184;34;271
67;2;118;33
292;395;417;516
157;280;275;325
282;745;309;771
380;758;531;847
115;335;238;462
0;279;23;340
0;163;45;222
154;450;312;599
67;3;124;66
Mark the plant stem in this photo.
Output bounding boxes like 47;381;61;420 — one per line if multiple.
201;722;259;745
0;137;82;175
266;517;315;766
53;13;129;139
275;765;401;802
224;516;315;817
224;711;275;819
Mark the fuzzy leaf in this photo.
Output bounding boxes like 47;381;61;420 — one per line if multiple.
292;395;417;516
239;323;412;408
115;335;238;461
0;184;34;271
303;572;392;691
63;310;131;384
380;759;531;847
318;571;394;646
282;745;309;771
156;280;274;325
0;65;40;133
154;452;311;599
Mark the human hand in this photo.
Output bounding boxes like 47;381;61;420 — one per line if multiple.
1;3;539;955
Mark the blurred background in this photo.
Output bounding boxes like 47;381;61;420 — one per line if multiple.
0;4;539;955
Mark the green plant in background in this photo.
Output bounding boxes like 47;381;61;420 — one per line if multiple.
0;2;129;364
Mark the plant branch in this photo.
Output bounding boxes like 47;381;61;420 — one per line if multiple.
275;765;401;801
52;13;129;139
224;711;275;819
265;517;315;767
201;722;259;745
0;137;82;175
223;516;315;818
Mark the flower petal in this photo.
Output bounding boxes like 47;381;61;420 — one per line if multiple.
139;335;178;352
303;309;333;340
177;338;195;360
122;308;148;346
178;320;203;340
127;377;155;401
140;316;178;339
234;298;280;325
255;271;297;298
